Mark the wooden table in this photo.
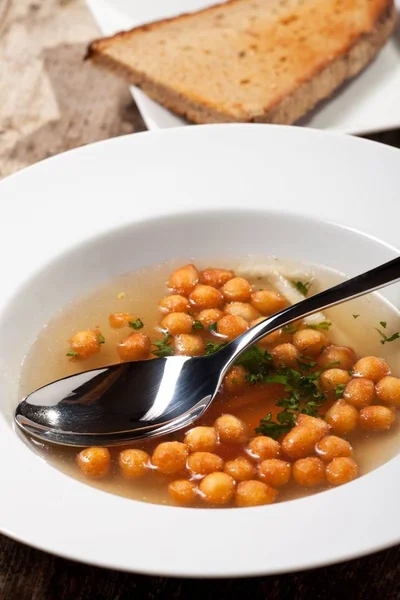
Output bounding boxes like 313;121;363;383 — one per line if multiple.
1;1;400;598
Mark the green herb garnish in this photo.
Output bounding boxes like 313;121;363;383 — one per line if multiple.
334;383;346;399
129;318;144;330
97;334;105;344
380;321;387;329
205;341;227;355
153;334;174;357
352;314;360;319
297;355;317;371
208;322;218;332
192;320;204;331
375;327;400;345
256;362;328;432
292;280;311;296
236;346;273;378
308;321;332;331
283;323;300;334
66;350;79;357
255;412;296;439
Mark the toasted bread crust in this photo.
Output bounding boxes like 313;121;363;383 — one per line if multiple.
87;0;396;125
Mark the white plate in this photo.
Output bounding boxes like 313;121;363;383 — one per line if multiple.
1;124;400;577
86;0;400;135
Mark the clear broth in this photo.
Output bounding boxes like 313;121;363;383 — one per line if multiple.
19;258;400;507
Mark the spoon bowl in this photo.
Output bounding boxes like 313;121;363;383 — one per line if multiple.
15;353;223;446
15;255;400;446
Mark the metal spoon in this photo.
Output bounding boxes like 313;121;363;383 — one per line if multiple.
15;256;400;447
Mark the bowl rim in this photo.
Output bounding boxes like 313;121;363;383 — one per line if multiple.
1;124;400;577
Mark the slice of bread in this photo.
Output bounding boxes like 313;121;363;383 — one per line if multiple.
87;0;396;125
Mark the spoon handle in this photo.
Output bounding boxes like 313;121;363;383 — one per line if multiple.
223;255;400;369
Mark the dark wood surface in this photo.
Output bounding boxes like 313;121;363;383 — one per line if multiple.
1;533;400;599
1;1;400;598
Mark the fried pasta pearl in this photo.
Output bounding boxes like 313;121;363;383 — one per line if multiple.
235;480;278;507
224;457;256;482
353;356;390;383
168;480;198;505
259;459;291;487
318;345;356;370
281;423;326;460
296;414;330;437
161;312;194;335
293;329;327;357
196;308;224;329
221;277;252;302
168;264;199;295
320;368;352;393
376;376;400;407
174;334;204;356
117;332;151;361
224;301;259;322
271;343;300;368
152;442;189;475
223;365;247;396
199;268;234;288
247;436;281;460
184;427;218;453
217;315;249;340
359;405;396;431
324;400;358;435
108;313;134;328
199;472;235;505
187;452;224;476
250;290;286;316
315;436;353;462
69;330;103;359
189;284;223;310
215;415;249;444
77;447;111;479
292;457;325;487
326;457;358;486
343;378;375;409
159;294;191;314
119;449;150;479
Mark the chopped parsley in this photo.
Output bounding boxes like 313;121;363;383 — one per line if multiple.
325;360;341;369
192;320;204;331
375;327;400;345
205;341;227;355
292;280;311;296
153;334;174;357
256;362;329;435
334;383;346;399
308;321;332;331
129;318;144;330
66;350;78;357
352;314;360;319
380;321;387;329
255;412;296;439
208;322;218;332
297;355;317;371
97;334;105;344
236;346;273;380
283;323;300;334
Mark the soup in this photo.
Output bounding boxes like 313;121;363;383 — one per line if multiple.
19;258;400;508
